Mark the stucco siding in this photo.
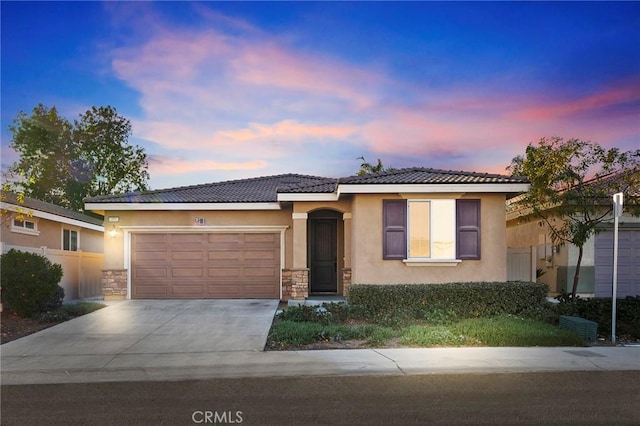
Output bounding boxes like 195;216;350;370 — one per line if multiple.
351;193;507;284
103;208;293;270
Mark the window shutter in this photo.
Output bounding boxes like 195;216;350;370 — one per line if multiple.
456;199;481;260
383;200;407;259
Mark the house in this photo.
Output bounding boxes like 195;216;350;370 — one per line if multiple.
506;171;640;297
0;191;105;300
84;168;530;301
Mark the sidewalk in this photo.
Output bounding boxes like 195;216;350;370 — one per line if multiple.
2;346;638;385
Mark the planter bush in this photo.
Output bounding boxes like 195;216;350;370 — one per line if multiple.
555;295;640;339
347;282;549;321
0;249;64;317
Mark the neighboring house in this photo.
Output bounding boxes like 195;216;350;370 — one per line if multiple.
506;172;640;297
84;168;530;301
0;191;105;300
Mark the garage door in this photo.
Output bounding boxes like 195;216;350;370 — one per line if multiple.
595;230;640;297
131;232;280;299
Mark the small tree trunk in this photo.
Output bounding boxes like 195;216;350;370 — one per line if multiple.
571;245;584;301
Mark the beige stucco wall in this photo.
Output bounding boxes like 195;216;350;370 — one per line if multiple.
102;207;294;270
1;217;103;253
506;210;640;294
351;193;508;284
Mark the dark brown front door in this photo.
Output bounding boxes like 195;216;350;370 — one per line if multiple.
309;218;338;293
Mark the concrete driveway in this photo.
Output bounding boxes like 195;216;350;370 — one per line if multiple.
1;299;279;373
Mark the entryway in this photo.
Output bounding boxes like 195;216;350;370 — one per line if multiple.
308;209;342;294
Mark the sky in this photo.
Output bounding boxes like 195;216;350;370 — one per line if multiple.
1;1;639;190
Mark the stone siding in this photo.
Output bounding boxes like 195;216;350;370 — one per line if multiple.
102;269;127;300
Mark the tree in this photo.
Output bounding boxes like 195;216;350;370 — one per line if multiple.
356;156;393;176
507;137;640;300
7;104;149;211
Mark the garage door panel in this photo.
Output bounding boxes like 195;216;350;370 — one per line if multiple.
171;268;204;278
136;251;167;261
135;285;169;296
208;250;241;260
595;230;640;297
208;234;241;244
171;251;204;261
135;268;167;278
208;267;240;277
172;285;206;295
132;232;279;299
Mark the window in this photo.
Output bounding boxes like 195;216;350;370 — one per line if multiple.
10;218;38;235
383;199;480;261
63;229;79;251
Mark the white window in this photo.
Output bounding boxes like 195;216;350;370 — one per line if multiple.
407;199;456;260
63;229;79;251
10;218;39;235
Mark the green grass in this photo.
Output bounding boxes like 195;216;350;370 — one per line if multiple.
399;316;585;347
267;315;586;349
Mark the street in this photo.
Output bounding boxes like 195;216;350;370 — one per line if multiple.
2;370;639;425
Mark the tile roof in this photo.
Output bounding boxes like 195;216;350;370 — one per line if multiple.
84;174;336;203
1;191;104;226
281;167;529;193
340;167;529;185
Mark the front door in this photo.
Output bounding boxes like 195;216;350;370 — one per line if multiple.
309;218;338;293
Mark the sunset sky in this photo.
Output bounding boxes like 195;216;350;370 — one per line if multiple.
2;2;638;190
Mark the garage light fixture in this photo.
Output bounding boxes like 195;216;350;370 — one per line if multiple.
109;225;118;238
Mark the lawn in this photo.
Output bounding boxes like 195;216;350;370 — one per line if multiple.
266;305;587;350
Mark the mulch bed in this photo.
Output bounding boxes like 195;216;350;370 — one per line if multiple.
0;310;61;344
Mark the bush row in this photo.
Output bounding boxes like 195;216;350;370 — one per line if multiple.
555;296;640;339
1;249;65;317
347;282;549;322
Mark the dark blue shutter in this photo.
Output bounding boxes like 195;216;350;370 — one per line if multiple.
456;199;481;260
383;200;407;259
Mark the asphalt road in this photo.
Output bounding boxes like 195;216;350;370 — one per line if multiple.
2;371;639;425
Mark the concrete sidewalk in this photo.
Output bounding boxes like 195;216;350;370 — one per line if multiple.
2;346;638;385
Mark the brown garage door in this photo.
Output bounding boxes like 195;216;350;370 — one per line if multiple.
131;232;280;299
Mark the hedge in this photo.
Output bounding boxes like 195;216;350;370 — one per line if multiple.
556;296;640;339
347;282;549;319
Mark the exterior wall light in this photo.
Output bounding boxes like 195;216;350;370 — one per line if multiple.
109;224;118;238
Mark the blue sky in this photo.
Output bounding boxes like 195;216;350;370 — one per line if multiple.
2;1;638;190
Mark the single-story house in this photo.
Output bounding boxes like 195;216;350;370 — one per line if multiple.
506;171;640;297
1;191;105;300
84;168;530;300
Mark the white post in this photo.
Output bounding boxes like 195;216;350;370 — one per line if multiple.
611;193;624;344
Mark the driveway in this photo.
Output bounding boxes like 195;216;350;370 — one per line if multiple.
1;299;279;373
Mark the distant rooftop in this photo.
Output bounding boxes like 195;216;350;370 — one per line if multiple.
1;191;103;226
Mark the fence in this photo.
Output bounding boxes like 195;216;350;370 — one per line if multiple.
1;243;104;300
507;247;536;282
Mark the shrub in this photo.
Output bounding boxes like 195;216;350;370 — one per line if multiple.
277;302;358;325
0;249;64;317
556;295;640;340
347;282;549;322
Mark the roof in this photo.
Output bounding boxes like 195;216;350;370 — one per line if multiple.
1;191;104;226
281;167;529;193
84;167;530;206
84;174;336;204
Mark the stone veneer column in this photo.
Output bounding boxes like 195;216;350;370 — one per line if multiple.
102;269;127;300
342;268;352;298
290;268;309;300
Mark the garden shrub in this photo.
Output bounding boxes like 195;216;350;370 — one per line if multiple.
347;282;549;322
0;249;64;317
277;302;358;325
555;295;640;340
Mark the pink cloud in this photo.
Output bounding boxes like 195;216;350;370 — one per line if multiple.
510;82;640;121
148;155;266;175
214;120;357;143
